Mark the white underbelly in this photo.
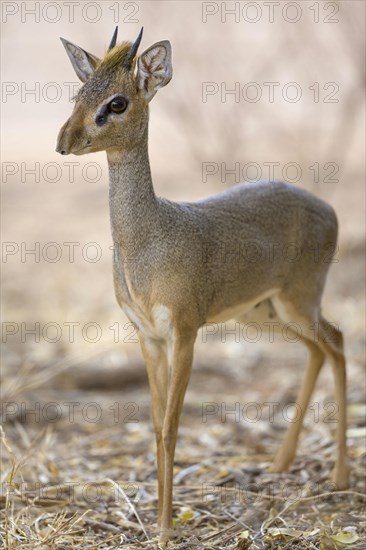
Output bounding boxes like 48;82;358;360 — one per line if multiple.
207;288;280;324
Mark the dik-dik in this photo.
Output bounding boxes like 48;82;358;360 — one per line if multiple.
56;27;349;542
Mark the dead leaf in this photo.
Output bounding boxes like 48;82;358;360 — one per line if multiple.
330;532;360;545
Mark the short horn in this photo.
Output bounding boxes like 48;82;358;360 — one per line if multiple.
108;26;118;50
123;27;143;70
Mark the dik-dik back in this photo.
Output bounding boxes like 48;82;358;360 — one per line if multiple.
121;179;338;327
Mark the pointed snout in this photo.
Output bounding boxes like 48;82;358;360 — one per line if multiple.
56;119;71;155
56;117;74;155
56;110;91;155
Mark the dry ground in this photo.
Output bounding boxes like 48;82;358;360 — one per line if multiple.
1;295;365;548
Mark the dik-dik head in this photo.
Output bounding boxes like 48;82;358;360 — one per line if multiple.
56;28;172;156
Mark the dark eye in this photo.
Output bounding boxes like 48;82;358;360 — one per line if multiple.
109;97;128;114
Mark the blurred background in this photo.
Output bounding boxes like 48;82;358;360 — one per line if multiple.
2;0;365;362
1;0;365;546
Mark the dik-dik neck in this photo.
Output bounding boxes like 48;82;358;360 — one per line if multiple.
107;136;159;250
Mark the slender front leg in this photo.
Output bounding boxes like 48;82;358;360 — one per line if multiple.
159;332;196;543
140;336;168;527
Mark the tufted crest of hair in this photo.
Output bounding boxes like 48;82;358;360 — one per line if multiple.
99;41;135;72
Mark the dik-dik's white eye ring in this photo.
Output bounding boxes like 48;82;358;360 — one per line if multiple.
109;96;128;113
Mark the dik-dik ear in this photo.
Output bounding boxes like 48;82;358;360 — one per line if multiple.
60;37;100;83
137;41;172;101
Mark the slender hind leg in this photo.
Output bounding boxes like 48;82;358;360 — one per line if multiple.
317;317;349;489
271;337;325;472
270;296;349;489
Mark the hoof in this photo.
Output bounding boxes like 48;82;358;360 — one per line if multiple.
331;463;350;490
269;455;294;474
159;527;176;546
